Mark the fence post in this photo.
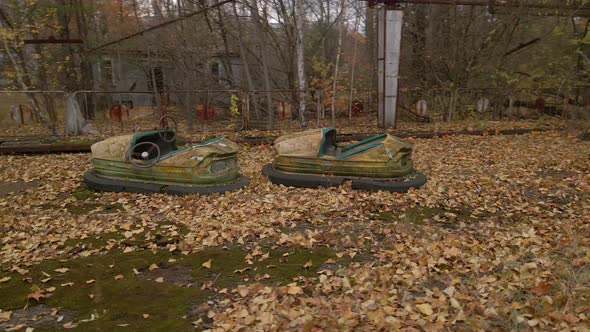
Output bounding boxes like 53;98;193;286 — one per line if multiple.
447;89;457;122
241;91;250;130
316;91;321;127
268;90;273;130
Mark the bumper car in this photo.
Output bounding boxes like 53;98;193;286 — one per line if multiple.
84;117;248;195
262;127;426;192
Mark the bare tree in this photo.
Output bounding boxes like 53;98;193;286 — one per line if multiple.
295;0;307;126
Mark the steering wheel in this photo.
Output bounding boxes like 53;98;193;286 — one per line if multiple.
129;142;161;168
158;115;177;143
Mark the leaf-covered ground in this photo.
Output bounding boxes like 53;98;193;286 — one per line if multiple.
0;127;589;331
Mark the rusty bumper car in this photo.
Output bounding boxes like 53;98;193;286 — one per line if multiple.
262;127;426;192
84;117;248;195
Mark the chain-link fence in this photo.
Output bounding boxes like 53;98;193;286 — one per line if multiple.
0;86;588;138
73;90;241;135
397;86;589;123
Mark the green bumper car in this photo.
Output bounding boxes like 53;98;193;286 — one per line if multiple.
262;127;426;192
84;125;248;195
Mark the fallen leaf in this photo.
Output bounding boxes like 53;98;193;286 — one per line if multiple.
63;322;77;329
202;260;212;269
114;274;124;280
54;268;69;273
148;264;159;271
85;279;95;284
27;291;46;302
0;276;11;283
416;303;433;316
287;284;303;295
0;311;12;322
155;277;164;283
531;281;551;296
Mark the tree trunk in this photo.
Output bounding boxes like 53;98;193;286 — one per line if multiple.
232;2;259;119
365;3;377;94
295;0;307;126
330;14;344;126
0;17;56;134
348;6;360;120
249;0;274;129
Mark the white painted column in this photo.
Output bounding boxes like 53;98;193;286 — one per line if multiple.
377;7;403;128
377;7;385;127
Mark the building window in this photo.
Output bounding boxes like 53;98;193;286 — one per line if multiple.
102;59;113;84
211;62;219;78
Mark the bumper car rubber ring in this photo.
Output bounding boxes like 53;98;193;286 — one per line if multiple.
262;164;426;192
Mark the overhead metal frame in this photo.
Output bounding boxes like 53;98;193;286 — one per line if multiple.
366;0;590;17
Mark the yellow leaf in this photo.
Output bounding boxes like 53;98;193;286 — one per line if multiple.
416;303;433;316
202;260;212;269
0;276;11;283
0;311;12;323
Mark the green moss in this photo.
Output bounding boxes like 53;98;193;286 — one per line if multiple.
184;246;339;288
175;136;189;147
0;245;341;331
63;232;121;248
71;186;97;201
375;205;476;228
65;203;123;215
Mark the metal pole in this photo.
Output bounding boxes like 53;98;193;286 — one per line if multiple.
377;5;403;128
377;7;384;126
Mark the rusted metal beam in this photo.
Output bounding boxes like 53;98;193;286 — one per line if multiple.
368;0;590;10
87;0;234;54
24;38;83;44
0;144;91;155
